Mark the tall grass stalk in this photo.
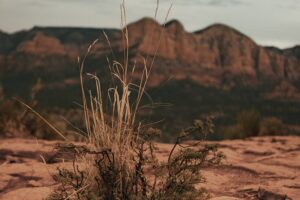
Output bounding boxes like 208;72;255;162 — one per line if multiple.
66;1;169;198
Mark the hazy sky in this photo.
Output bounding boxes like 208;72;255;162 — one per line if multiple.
0;0;299;48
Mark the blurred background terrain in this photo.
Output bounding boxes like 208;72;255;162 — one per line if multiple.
0;0;300;141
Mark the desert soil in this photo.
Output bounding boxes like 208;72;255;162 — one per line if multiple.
0;136;299;200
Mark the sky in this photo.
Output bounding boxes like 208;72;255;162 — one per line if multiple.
0;0;299;48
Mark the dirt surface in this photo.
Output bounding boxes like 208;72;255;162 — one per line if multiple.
0;136;299;200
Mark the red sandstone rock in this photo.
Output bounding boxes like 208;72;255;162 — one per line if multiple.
0;18;300;89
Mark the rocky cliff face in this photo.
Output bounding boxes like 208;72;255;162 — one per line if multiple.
127;18;300;88
0;18;300;94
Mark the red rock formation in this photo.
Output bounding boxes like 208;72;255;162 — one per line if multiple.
126;18;300;87
16;32;66;56
0;18;300;89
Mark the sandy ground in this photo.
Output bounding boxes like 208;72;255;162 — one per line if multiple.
0;136;299;200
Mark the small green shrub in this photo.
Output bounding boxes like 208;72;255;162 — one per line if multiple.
224;110;261;139
224;109;288;139
237;109;261;138
0;97;28;137
223;124;244;139
259;117;285;136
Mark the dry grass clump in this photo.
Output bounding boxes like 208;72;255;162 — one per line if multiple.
42;2;224;199
46;13;223;200
48;116;223;200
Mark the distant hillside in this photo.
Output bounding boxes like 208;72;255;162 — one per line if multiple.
0;18;300;138
1;18;300;87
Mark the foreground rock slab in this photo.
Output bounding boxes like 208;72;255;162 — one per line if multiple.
0;136;299;199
